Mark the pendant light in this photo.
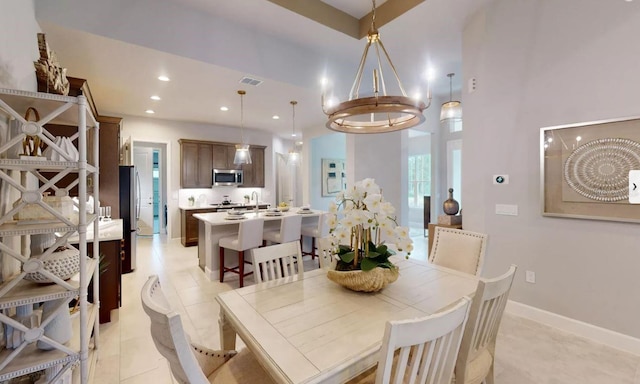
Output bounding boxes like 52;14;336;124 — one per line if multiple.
233;90;252;165
440;73;462;125
321;0;431;133
288;100;299;164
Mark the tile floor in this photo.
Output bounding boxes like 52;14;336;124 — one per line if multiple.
93;235;640;383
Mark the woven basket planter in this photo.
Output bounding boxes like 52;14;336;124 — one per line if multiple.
327;267;399;292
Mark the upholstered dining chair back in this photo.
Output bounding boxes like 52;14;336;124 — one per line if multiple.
373;297;472;384
429;227;488;276
279;214;303;243
141;275;220;383
251;241;303;283
317;237;335;270
455;265;517;384
237;218;266;250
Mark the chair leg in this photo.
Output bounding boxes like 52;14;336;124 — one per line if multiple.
239;251;244;288
485;364;495;384
219;247;225;283
311;237;316;260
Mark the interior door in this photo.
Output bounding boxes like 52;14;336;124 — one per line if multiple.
134;147;154;236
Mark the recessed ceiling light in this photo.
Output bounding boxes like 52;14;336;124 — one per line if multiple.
296;141;303;145
150;95;161;101
291;133;297;137
625;0;633;2
158;75;170;82
220;106;229;111
272;115;280;120
145;109;155;114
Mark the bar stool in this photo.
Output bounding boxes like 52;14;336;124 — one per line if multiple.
300;213;327;262
263;215;302;246
219;218;264;288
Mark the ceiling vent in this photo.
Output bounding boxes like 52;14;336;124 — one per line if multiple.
239;76;263;86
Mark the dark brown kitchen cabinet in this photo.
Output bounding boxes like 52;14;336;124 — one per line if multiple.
180;139;266;189
211;143;235;170
242;147;265;187
87;239;123;324
180;140;213;188
181;208;214;246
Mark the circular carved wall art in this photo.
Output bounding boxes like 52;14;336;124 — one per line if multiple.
563;138;640;202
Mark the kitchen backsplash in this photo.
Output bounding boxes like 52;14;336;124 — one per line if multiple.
178;187;271;207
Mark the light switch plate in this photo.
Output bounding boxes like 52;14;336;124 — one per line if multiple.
495;204;518;216
493;175;509;185
630;170;640;204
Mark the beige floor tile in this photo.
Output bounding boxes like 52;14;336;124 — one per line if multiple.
120;358;175;384
119;335;163;379
93;354;120;384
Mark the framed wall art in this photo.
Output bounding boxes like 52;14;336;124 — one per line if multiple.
540;115;640;223
321;158;346;197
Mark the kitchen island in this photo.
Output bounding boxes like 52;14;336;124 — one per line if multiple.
194;209;324;281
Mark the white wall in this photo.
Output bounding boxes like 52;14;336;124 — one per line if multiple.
462;0;640;338
309;132;345;211
121;115;278;239
0;0;40;91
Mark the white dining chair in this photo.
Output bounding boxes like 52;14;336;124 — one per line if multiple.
141;275;275;384
454;265;517;384
348;297;472;384
317;237;335;270
219;218;264;288
263;214;302;245
429;227;488;276
300;213;328;261
251;241;303;283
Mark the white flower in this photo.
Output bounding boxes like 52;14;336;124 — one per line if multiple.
326;214;338;230
359;178;380;195
380;201;395;216
328;201;338;214
394;226;410;239
363;193;382;213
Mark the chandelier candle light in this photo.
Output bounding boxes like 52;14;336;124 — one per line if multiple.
233;90;252;165
288;100;299;164
321;0;431;133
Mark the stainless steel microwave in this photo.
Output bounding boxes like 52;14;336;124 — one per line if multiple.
213;169;243;187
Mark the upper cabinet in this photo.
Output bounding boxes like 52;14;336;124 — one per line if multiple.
180;140;265;188
179;139;213;188
242;147;265;188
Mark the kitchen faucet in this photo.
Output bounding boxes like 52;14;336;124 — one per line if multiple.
251;191;259;212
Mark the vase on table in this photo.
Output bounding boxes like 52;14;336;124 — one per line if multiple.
443;188;460;215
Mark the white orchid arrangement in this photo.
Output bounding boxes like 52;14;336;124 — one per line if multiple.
327;178;413;271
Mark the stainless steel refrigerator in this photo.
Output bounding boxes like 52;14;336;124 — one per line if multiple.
119;165;138;274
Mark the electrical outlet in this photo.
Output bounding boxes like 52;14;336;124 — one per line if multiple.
468;77;477;93
525;270;536;284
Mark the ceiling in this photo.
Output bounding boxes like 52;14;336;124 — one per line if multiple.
35;0;493;140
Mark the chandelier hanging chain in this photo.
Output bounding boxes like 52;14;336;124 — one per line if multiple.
448;73;453;101
291;100;297;137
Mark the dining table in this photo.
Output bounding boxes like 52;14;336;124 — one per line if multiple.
215;257;480;383
194;208;324;282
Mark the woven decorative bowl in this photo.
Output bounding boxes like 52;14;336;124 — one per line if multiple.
25;246;80;283
327;267;399;292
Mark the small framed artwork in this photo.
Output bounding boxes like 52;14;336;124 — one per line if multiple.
322;158;346;196
540;115;640;223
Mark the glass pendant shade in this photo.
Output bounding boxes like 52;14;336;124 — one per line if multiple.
440;73;462;124
234;90;252;165
440;101;462;122
233;144;252;165
287;100;299;165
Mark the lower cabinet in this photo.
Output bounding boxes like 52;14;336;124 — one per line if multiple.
181;208;214;247
88;239;123;324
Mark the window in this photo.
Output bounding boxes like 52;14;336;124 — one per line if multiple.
408;154;431;208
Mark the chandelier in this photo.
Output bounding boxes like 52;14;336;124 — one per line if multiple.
321;0;431;133
288;100;300;164
440;73;462;125
233;90;252;165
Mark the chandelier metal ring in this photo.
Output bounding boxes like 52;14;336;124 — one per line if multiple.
326;96;426;133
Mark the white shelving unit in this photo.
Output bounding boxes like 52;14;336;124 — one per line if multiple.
0;88;100;383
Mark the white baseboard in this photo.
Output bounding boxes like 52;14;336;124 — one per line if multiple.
205;266;216;281
506;300;640;356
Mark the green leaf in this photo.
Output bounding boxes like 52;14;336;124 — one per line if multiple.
361;257;379;271
365;251;380;258
377;261;395;270
338;245;352;254
340;251;355;263
376;244;388;254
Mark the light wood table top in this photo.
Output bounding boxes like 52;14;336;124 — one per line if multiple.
216;257;479;383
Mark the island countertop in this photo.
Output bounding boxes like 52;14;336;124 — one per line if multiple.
193;208;322;226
